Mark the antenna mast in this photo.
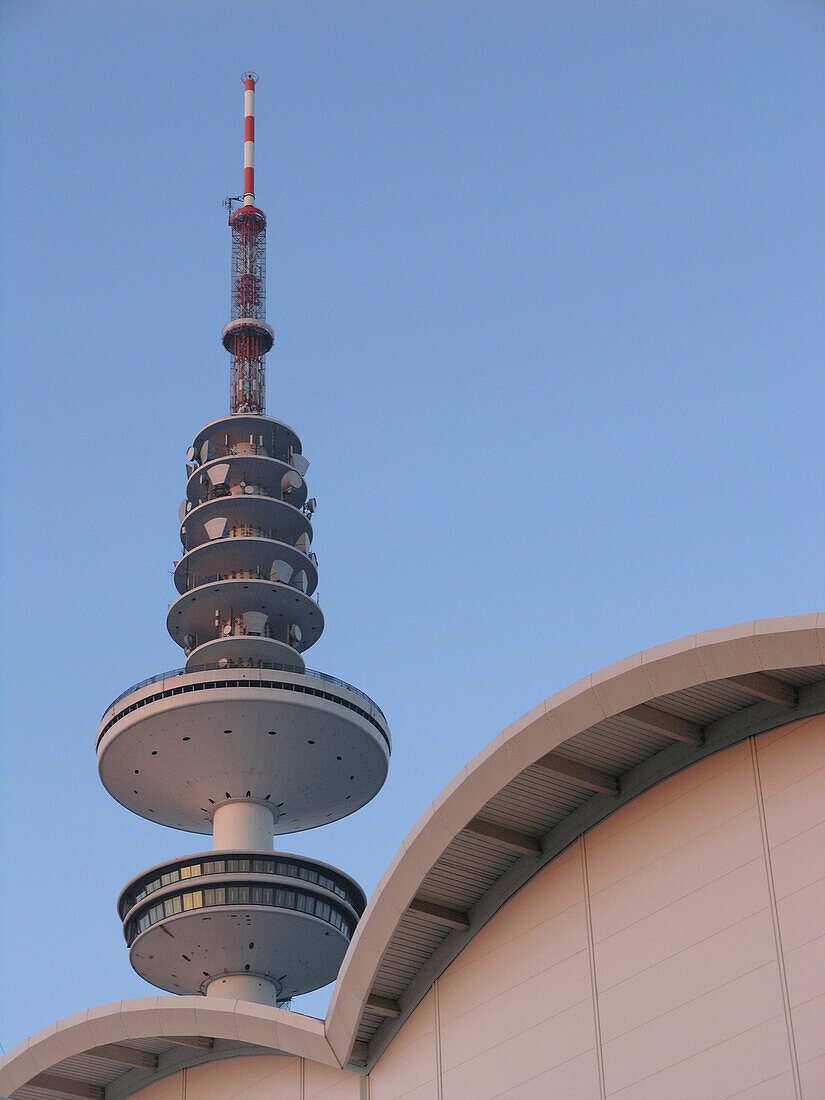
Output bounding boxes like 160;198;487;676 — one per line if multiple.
222;72;273;415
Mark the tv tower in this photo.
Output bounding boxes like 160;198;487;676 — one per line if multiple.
96;74;391;1007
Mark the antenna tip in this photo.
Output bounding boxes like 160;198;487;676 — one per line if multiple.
242;71;259;85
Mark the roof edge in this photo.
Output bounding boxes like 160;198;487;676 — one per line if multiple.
325;613;825;1064
0;997;335;1096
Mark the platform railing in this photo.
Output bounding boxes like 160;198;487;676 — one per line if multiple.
104;661;387;722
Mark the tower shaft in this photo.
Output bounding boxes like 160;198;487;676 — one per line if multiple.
101;75;390;1009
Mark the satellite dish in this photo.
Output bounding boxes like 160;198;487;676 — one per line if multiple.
292;453;310;477
178;501;188;523
204;517;228;541
271;560;293;584
305;498;317;515
223;624;232;636
244;484;255;494
292;570;307;593
186;446;196;463
206;463;230;487
289;623;303;644
281;470;302;495
243;611;268;636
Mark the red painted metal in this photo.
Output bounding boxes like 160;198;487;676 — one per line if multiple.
227;76;268;415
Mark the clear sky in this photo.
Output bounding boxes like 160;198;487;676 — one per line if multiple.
1;0;823;1053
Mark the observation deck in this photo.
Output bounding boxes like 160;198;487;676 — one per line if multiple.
97;664;391;835
119;850;364;1001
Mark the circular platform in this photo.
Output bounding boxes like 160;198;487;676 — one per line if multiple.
180;495;311;553
97;667;391;834
184;636;305;671
222;317;275;355
191;415;300;467
121;851;363;998
186;454;308;508
174;538;317;598
168;578;323;653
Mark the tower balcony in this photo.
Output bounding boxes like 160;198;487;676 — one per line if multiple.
119;850;365;1000
184;634;305;672
186;452;309;509
173;536;318;598
167;577;323;654
180;495;312;555
96;664;391;835
189;414;302;467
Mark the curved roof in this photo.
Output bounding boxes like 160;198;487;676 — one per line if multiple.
0;998;336;1099
3;614;825;1097
326;613;825;1068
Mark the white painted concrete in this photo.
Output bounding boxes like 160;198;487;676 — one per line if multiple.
204;973;279;1005
212;798;275;850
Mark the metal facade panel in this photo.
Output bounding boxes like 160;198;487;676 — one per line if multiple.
48;1056;120;1086
775;664;825;686
483;772;590;834
418;838;516;910
560;718;670;772
651;681;754;723
356;1014;384;1044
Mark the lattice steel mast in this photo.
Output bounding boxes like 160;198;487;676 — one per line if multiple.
222;73;273;415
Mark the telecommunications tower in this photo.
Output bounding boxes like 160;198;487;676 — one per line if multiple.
96;75;391;1006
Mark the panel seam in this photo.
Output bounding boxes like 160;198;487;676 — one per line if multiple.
581;834;607;1099
749;735;802;1099
434;977;444;1100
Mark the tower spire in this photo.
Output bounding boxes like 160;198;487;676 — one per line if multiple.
243;72;257;206
223;72;273;415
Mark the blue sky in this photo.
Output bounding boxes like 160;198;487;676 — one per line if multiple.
1;0;823;1051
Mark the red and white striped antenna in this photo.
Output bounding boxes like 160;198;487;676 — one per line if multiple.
221;72;273;415
242;71;258;207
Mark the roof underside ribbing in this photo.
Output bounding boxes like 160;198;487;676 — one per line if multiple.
331;617;825;1070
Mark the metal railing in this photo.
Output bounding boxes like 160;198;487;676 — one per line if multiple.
183;569;313;592
104;661;387;723
182;524;310;555
196;483;293;505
